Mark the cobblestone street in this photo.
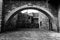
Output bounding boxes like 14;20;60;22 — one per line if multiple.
0;28;60;40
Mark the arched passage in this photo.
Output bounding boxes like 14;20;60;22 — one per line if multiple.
5;5;54;23
6;7;54;23
4;5;55;31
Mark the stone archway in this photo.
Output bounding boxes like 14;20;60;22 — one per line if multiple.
5;4;54;23
16;9;50;29
4;4;55;31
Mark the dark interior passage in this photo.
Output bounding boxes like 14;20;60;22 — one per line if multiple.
16;12;39;28
3;9;53;32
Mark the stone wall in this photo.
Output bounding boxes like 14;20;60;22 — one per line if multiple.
2;1;58;31
58;6;60;32
0;2;2;31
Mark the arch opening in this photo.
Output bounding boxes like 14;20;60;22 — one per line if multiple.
4;7;54;31
6;7;53;23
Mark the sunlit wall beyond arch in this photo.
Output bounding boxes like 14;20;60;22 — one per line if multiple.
20;9;49;29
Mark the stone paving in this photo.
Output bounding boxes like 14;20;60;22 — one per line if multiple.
0;28;60;40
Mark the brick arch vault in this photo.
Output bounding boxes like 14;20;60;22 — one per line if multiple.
5;4;56;31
